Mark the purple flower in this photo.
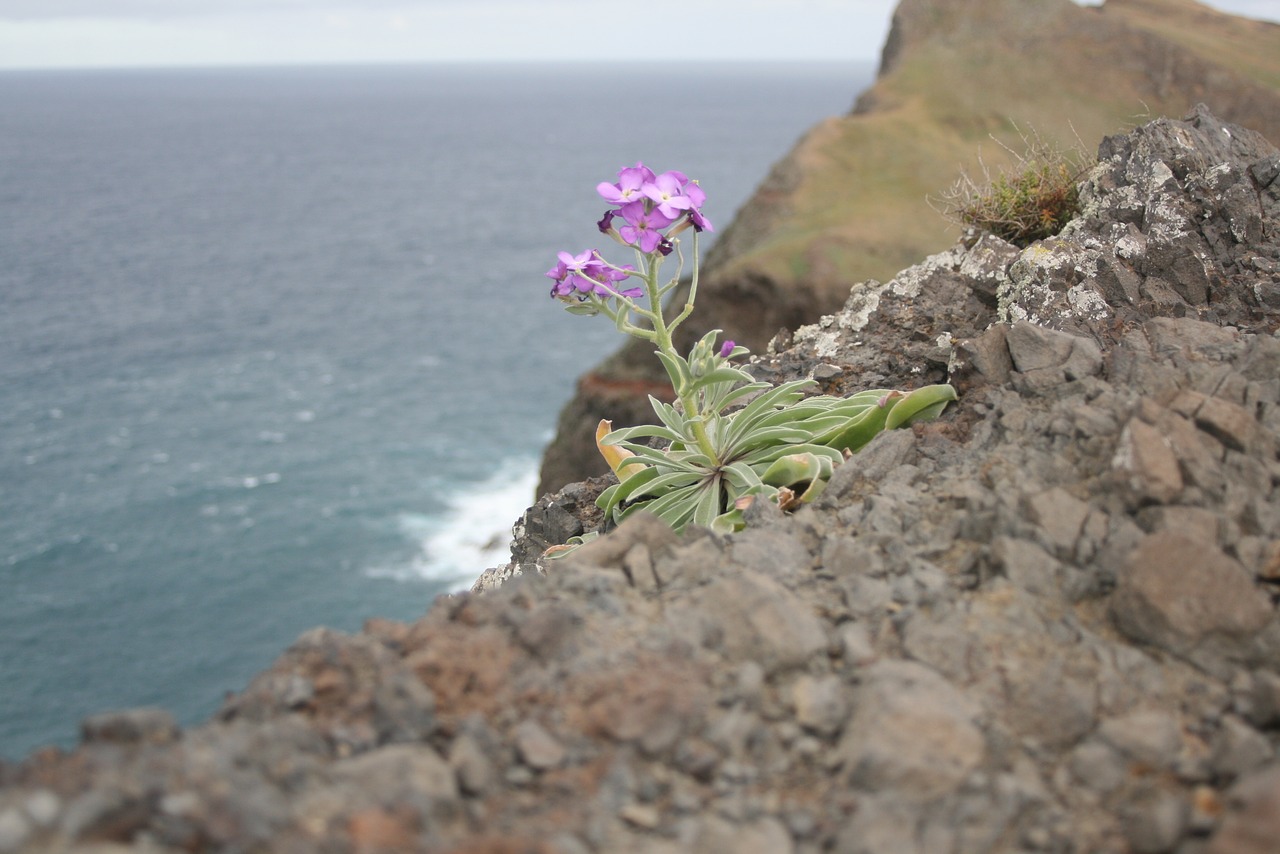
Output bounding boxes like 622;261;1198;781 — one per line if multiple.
597;162;656;206
719;339;736;358
617;201;674;254
642;171;696;220
547;250;641;301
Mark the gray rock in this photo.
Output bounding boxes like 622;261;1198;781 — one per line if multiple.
1098;709;1185;769
329;743;458;807
514;719;567;771
691;815;793;854
1210;716;1274;781
1122;785;1189;854
1005;321;1103;391
836;660;984;799
0;809;30;854
686;570;828;675
791;675;849;738
448;733;493;796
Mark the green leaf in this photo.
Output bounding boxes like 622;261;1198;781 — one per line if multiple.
710;508;745;534
884;384;958;430
822;400;894;454
654;349;693;394
718;381;773;411
686;366;754;394
603;423;683;444
691;480;725;528
760;452;823;487
648;395;689;436
596;465;661;517
640;485;702;530
722;461;764;494
631;470;704;500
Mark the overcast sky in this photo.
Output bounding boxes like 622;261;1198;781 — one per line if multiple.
0;0;1274;70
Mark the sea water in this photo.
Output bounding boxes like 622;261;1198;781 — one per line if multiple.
0;61;871;758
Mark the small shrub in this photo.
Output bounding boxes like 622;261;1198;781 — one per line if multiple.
937;128;1091;247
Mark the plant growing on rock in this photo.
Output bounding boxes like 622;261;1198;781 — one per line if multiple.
546;163;956;534
937;128;1090;247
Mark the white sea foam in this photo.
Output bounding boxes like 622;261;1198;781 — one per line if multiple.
366;460;538;591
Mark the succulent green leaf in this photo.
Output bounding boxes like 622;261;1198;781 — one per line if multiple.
741;442;841;467
760;452;823;487
822;400;894;454
884;384;958;430
710;508;745;534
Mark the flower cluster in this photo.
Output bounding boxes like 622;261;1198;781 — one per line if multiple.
546;163;713;303
597;162;712;253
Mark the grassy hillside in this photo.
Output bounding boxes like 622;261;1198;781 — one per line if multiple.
701;0;1280;310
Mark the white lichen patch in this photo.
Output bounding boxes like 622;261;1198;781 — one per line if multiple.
793;245;970;359
1115;232;1147;262
1143;194;1192;244
1201;162;1236;190
959;246;1014;291
1000;240;1109;326
1144;161;1177;194
888;246;967;299
1066;284;1111;321
795;327;843;360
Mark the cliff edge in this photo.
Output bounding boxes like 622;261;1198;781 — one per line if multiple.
537;0;1280;495
2;103;1278;854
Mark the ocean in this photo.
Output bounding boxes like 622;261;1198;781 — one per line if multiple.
0;61;872;759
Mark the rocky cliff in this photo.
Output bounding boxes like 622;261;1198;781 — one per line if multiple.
537;0;1280;495
1;103;1277;854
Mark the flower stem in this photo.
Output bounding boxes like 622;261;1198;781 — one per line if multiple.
642;242;719;465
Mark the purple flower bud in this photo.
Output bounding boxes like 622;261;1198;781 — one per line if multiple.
719;340;736;358
597;209;617;234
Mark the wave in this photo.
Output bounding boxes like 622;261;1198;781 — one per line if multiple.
365;459;539;591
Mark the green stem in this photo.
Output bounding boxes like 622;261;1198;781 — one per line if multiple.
642;240;719;465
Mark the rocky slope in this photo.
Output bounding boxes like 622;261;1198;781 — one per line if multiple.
537;0;1280;495
1;104;1277;854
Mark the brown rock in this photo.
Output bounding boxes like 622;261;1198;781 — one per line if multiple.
1111;532;1273;670
1114;417;1185;504
1210;762;1280;854
348;807;418;854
